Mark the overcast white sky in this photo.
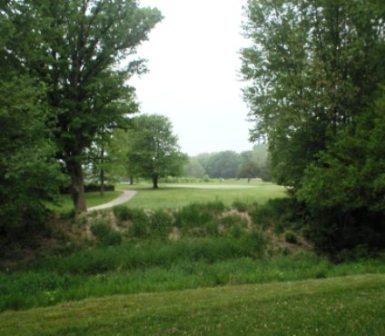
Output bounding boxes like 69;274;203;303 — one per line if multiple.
131;0;252;155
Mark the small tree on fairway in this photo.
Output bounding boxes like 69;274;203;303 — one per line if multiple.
128;114;187;189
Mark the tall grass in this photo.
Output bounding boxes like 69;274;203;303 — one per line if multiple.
1;251;385;312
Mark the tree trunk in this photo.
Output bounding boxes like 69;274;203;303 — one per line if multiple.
129;175;134;185
67;159;87;213
152;174;158;189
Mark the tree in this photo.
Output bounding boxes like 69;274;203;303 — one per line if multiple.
103;128;138;184
205;151;242;179
0;4;62;237
242;0;385;188
237;161;259;181
127;114;187;189
16;0;162;212
297;92;385;251
240;144;271;181
183;158;206;178
242;0;385;251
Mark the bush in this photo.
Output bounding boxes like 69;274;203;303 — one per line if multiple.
91;220;122;246
149;210;174;238
220;214;246;229
127;211;150;239
240;230;266;258
284;230;298;244
228;224;243;239
250;198;302;233
232;200;249;212
305;207;385;255
205;221;219;236
113;206;131;222
175;201;225;229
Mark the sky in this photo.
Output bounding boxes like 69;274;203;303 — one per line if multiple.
131;0;252;156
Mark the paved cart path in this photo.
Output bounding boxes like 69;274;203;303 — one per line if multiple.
88;190;137;212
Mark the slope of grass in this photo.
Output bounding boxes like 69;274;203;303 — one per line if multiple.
1;243;385;313
1;274;384;335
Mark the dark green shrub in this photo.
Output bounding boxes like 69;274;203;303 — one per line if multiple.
306;207;385;255
205;200;226;213
91;220;122;246
228;224;243;239
232;200;248;212
205;221;219;236
240;230;266;257
104;231;122;246
113;205;131;221
149;210;174;238
175;201;225;229
128;209;150;238
284;230;298;244
175;204;211;228
220;214;245;229
250;198;301;233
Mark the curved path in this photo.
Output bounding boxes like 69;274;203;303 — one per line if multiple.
88;190;137;212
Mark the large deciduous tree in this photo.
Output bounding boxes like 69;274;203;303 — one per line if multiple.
205;151;242;179
0;3;62;237
242;0;385;187
242;0;385;251
127;114;187;189
19;0;162;212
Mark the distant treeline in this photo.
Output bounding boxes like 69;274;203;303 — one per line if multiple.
183;144;271;181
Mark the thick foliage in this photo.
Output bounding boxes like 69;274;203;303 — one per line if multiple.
242;0;385;252
127;114;187;188
298;93;385;252
0;7;62;238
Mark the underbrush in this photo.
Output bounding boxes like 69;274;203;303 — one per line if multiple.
1;251;385;312
1;199;384;313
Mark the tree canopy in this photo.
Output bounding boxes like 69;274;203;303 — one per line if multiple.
187;145;270;180
127;114;187;189
242;0;385;251
2;0;162;212
0;4;63;237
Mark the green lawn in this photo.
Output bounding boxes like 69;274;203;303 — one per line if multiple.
47;190;122;214
1;274;384;335
118;180;286;209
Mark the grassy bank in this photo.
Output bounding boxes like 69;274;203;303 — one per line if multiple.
2;199;384;313
1;274;384;335
1;241;385;312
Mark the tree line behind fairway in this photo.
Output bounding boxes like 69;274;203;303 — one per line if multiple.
184;144;271;181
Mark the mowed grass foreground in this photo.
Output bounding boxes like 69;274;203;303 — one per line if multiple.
0;274;384;336
119;180;286;209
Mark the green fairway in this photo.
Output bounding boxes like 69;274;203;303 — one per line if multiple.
118;180;286;209
1;274;384;336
